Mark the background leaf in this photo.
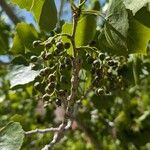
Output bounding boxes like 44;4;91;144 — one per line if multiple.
127;18;150;54
0;122;24;150
135;6;150;28
75;14;97;47
39;0;57;31
103;0;129;55
10;23;43;55
10;34;25;54
8;65;40;88
11;0;57;31
124;0;149;15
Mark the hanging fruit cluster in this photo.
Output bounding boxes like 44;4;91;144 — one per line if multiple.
31;36;72;108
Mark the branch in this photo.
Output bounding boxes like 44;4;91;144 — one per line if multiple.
0;0;21;24
25;127;60;135
41;121;72;150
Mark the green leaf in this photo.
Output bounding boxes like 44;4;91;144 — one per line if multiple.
0;122;24;150
8;65;40;88
135;6;150;28
10;34;25;54
124;0;149;15
11;0;57;31
75;14;97;47
61;23;73;56
10;23;43;55
16;23;38;50
11;55;29;66
103;0;129;55
39;0;57;31
127;18;150;54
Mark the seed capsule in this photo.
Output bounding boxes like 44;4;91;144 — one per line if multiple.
108;60;115;66
32;40;41;48
92;60;101;68
45;82;55;94
57;89;67;97
56;41;64;50
48;74;56;82
98;53;105;61
45;42;52;49
30;56;38;62
55;99;61;106
42;94;50;101
95;88;104;96
45;53;53;60
64;42;71;49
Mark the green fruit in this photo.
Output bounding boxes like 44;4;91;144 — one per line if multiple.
40;67;51;76
45;42;52;49
47;82;55;90
32;40;41;48
45;53;53;60
96;88;105;95
57;89;67;97
55;99;61;106
108;60;115;66
30;56;38;62
64;42;71;49
34;82;41;90
89;40;96;47
40;69;46;76
92;60;100;68
42;94;50;101
64;57;71;65
92;76;99;86
40;50;47;59
48;74;56;82
55;48;62;54
56;41;64;49
86;55;94;64
98;53;105;61
44;67;51;74
34;82;45;93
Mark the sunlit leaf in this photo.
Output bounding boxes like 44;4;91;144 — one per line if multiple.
75;15;97;47
0;122;24;150
11;0;57;31
124;0;149;15
8;65;40;88
127;18;150;54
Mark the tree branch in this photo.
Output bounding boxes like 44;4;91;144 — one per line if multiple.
0;0;21;24
25;127;60;135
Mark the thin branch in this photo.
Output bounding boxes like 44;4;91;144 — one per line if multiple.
0;0;21;24
25;127;60;135
41;121;72;150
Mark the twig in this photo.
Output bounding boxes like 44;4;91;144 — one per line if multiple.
41;121;72;150
25;127;60;135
